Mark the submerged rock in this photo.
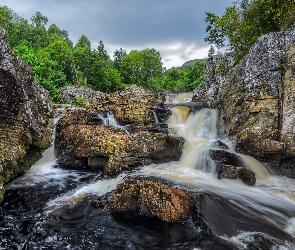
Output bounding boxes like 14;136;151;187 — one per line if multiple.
193;24;295;177
55;109;184;176
0;28;53;202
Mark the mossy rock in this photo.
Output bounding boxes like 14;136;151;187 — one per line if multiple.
236;167;256;186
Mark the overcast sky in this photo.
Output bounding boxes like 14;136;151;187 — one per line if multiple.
1;0;233;69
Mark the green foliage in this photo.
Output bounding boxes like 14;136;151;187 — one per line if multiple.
30;11;48;27
140;48;164;87
113;48;127;72
121;50;144;85
69;96;85;106
215;59;230;73
0;5;207;99
205;0;295;63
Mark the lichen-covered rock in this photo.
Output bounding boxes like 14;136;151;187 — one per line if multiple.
59;85;165;125
55;109;184;176
108;177;194;222
193;24;295;177
0;27;54;202
59;86;107;105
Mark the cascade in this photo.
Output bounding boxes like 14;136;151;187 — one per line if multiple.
135;105;295;247
165;92;193;104
97;110;129;133
148;109;159;124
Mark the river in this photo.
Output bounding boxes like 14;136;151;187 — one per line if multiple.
1;96;295;249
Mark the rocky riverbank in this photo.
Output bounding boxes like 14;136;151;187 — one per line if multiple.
0;28;53;202
193;24;295;178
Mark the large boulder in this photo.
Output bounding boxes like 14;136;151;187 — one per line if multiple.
193;24;295;177
55;109;184;176
106;177;194;222
0;28;54;202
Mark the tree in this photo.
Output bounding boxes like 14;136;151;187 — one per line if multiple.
46;39;73;82
140;48;163;88
113;47;127;73
75;34;91;49
208;45;216;58
204;0;295;63
97;40;109;60
73;35;92;84
30;11;48;27
121;50;144;85
185;60;206;90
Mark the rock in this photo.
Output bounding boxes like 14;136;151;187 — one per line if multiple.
60;85;165;126
108;177;194;222
59;86;106;105
210;149;244;167
0;28;54;202
55;109;184;176
217;165;256;186
193;24;295;177
211;140;229;150
172;102;208;113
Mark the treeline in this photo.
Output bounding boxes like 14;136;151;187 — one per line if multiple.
205;0;295;64
0;6;206;101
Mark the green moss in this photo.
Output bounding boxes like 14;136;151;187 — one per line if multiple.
69;96;85;106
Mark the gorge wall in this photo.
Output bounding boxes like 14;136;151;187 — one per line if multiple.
193;24;295;177
0;28;54;202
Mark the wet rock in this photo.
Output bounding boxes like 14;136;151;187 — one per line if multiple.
108;177;194;222
211;140;229;150
0;28;53;202
193;24;295;177
217;165;256;186
55;109;184;176
172;102;208;113
210;149;244;167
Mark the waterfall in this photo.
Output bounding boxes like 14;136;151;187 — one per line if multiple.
97;110;129;133
149;109;159;124
165;92;193;104
135;106;295;247
168;108;219;173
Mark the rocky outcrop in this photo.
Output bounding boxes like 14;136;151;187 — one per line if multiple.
59;86;106;105
55;109;184;176
108;177;194;222
59;85;166;125
0;28;54;202
193;24;295;177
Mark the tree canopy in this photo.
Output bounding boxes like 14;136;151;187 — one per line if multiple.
205;0;295;63
0;5;206;101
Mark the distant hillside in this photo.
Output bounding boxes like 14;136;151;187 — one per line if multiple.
180;58;208;70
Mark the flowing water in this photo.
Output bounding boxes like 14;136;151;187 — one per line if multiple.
165;93;193;104
98;110;130;133
1;102;295;249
